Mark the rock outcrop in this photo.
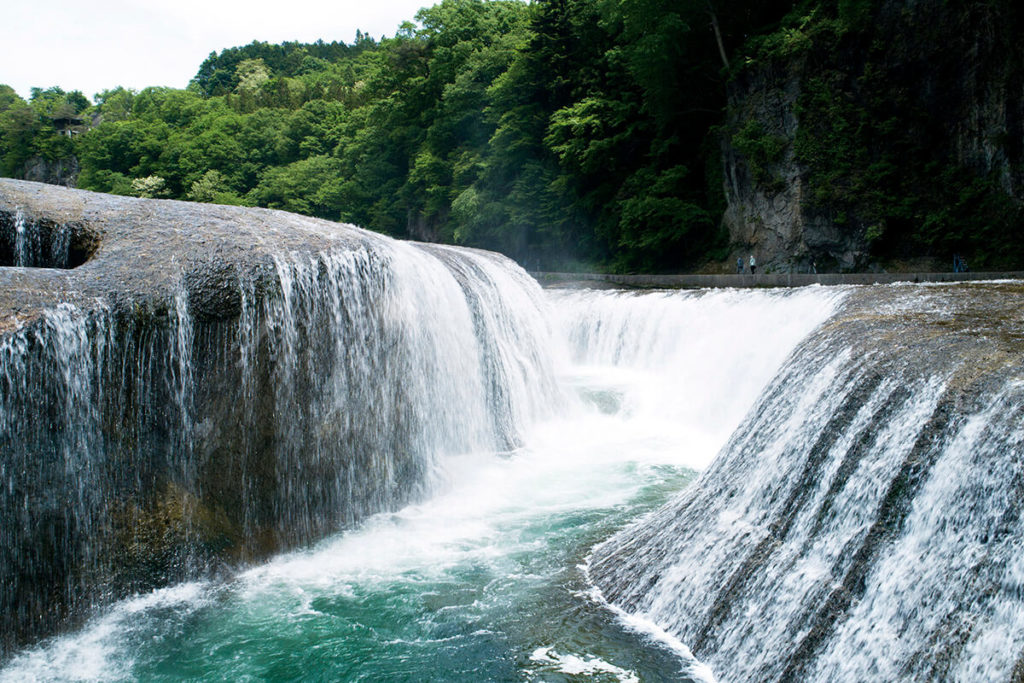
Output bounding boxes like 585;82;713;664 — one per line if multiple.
721;61;869;273
722;0;1024;272
0;179;557;658
0;180;382;655
22;155;79;188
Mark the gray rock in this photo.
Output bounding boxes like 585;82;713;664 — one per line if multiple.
0;179;398;655
22;155;79;188
0;180;534;657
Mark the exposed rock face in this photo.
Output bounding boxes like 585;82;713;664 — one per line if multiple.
723;0;1024;272
0;179;557;658
721;62;867;273
22;155;80;187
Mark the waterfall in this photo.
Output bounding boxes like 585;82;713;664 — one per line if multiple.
0;226;560;655
5;184;1020;680
0;274;849;680
549;286;847;469
590;282;1024;682
4;209;75;268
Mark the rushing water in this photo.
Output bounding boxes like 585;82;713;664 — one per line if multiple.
591;283;1024;682
0;283;843;682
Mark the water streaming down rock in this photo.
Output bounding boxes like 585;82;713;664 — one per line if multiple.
590;282;1024;682
549;287;848;469
0;180;560;656
0;208;95;269
414;243;565;449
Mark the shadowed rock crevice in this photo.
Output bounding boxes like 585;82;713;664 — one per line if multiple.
0;210;99;269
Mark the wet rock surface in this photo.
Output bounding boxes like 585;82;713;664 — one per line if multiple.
590;281;1024;681
0;179;375;324
0;180;391;655
0;179;557;659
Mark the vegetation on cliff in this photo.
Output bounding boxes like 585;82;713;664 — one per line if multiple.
1;0;1021;271
728;0;1024;269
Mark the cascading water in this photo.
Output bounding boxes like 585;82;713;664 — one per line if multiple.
590;282;1024;682
3;209;77;268
551;287;848;469
0;219;563;655
0;278;843;681
13;184;1016;681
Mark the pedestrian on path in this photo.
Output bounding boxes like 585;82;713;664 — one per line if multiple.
749;254;757;275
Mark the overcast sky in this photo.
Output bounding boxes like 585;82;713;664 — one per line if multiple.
2;0;432;101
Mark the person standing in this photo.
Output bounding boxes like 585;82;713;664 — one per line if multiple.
736;257;744;274
749;254;757;275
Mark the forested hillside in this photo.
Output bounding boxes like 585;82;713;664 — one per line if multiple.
2;0;1022;271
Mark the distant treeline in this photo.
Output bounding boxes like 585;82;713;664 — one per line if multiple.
1;0;1021;271
0;0;795;271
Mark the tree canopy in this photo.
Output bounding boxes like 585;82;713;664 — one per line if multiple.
3;0;1020;270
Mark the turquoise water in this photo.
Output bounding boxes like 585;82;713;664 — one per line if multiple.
2;287;846;682
3;377;707;682
129;468;696;682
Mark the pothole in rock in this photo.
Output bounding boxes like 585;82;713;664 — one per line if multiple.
0;210;99;269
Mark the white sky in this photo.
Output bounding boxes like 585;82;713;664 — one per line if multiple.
1;0;432;101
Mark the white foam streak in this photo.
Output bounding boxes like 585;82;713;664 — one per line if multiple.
0;582;212;683
530;646;641;682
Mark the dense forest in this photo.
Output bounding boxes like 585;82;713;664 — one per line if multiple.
2;0;1022;271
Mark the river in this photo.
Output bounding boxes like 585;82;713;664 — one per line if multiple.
1;285;842;682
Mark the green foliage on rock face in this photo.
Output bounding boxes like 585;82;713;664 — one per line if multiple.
741;0;1024;269
732;119;787;190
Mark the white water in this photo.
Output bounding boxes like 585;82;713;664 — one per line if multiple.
552;287;849;469
1;282;844;681
813;379;1024;681
1;237;567;653
591;283;1024;682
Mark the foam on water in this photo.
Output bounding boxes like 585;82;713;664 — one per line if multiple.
0;282;848;680
0;582;213;683
530;646;641;682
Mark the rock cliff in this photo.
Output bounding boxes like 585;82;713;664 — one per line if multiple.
723;0;1024;272
22;155;79;187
